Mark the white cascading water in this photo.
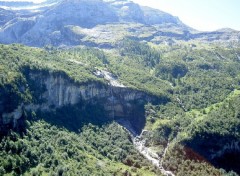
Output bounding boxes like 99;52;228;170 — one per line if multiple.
100;69;175;176
117;119;175;176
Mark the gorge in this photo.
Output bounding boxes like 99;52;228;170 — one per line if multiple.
0;0;240;175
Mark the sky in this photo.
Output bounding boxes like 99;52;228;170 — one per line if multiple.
1;0;240;31
132;0;240;31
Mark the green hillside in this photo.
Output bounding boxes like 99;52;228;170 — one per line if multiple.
0;41;240;175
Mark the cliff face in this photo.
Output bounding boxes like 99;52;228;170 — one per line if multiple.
0;70;160;135
0;105;23;135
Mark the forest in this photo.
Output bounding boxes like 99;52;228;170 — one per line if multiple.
0;40;240;175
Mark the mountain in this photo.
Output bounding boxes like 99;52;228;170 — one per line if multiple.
0;1;240;176
2;0;239;48
0;8;16;26
0;0;190;47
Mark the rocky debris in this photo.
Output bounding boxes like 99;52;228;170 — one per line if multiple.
118;120;175;176
133;130;175;176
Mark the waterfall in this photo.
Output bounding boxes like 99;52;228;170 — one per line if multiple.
117;120;175;176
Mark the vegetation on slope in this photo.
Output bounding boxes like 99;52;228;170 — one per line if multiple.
145;90;240;175
0;120;162;176
0;40;240;175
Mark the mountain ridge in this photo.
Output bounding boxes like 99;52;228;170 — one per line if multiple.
1;0;238;47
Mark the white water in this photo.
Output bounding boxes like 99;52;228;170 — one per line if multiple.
94;69;126;87
117;120;175;176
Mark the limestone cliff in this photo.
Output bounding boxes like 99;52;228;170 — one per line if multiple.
0;70;162;135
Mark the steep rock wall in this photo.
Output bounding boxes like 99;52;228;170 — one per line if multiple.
1;70;164;134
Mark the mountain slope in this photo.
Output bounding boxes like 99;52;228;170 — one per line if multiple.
0;0;198;47
0;1;240;176
0;38;240;175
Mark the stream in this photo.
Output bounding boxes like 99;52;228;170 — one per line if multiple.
117;119;175;176
97;70;175;175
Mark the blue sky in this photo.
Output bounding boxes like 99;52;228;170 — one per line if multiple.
132;0;240;31
2;0;240;31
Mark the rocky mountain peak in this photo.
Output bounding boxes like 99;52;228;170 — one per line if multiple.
0;0;238;47
0;0;187;47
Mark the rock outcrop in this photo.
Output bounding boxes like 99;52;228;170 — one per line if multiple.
0;70;164;135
